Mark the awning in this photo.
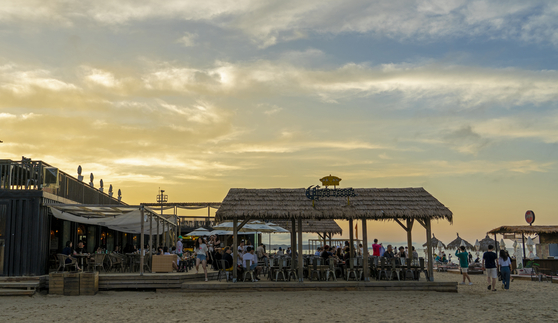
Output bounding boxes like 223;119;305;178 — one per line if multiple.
49;205;175;234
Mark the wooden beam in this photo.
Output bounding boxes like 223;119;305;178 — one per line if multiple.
291;218;296;270
426;218;434;281
149;214;153;256
237;217;252;231
362;218;369;281
394;219;408;231
416;219;427;229
349;218;354;269
298;218;303;282
233;217;238;281
406;219;413;264
140;207;145;276
156;217;160;249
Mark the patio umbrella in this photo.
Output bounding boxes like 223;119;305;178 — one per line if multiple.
437;240;444;256
185;227;212;237
478;235;495;252
513;240;524;268
527;237;535;258
446;233;474;250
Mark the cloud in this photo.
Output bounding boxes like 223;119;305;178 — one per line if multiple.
3;1;558;46
176;32;198;47
441;126;491;155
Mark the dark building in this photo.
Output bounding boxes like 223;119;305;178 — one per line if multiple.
0;157;128;276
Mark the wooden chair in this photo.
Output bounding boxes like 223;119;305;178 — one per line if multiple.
88;254;106;272
107;254;124;272
57;254;79;272
243;259;256;282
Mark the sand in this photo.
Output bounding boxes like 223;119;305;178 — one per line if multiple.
1;272;557;323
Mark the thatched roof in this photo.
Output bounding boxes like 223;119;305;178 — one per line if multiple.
215;188;452;222
422;234;446;248
478;235;495;252
272;220;342;235
487;226;558;235
446;233;473;250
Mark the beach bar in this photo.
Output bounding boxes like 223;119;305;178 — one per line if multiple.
215;187;453;282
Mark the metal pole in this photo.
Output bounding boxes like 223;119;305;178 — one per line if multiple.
140;207;145;276
291;218;296;270
149;213;153;254
407;219;413;264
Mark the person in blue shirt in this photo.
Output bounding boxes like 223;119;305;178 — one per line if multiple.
455;246;472;285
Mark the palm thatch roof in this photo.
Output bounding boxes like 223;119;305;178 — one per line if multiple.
215;188;453;222
422;234;446;248
272;219;342;235
478;234;495;252
446;233;473;250
487;226;558;235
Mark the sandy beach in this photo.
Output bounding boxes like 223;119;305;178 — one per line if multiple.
1;272;556;323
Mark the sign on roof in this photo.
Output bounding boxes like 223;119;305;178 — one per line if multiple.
320;175;341;187
525;210;535;225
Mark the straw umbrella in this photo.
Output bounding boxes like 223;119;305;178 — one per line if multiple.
478;235;495;252
422;234;446;249
446;233;474;250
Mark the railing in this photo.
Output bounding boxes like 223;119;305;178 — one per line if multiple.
0;159;125;205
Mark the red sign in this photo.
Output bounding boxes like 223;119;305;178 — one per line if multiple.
525;210;535;225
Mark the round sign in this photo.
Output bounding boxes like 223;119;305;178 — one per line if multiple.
525;210;535;225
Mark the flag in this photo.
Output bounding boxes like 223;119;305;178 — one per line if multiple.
355;223;358;240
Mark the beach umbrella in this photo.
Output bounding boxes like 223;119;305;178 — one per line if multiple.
527;237;535;258
185;227;212;237
513;240;524;268
437;240;444;255
422;234;446;249
478;235;495;252
474;239;481;257
446;233;474;250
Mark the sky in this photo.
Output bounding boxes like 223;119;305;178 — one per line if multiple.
1;1;558;247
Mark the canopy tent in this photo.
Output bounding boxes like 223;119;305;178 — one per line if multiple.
213;221;277;233
216;187;452;282
49;205;173;234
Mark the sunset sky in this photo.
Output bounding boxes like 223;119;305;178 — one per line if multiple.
1;1;557;246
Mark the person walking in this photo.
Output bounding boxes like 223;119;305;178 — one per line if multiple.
195;237;209;282
482;244;499;291
498;249;512;290
455;246;472;285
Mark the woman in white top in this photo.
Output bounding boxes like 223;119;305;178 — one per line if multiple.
195;237;209;282
498;250;512;290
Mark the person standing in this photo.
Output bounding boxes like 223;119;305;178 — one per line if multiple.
455;246;472;285
372;239;381;257
195;237;209;282
498;250;512;290
176;236;183;257
482;244;499;291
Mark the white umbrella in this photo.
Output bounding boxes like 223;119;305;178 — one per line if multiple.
213;222;277;233
500;238;506;250
460;240;467;248
186;228;212;236
527;237;535;258
437;240;444;256
474;239;480;257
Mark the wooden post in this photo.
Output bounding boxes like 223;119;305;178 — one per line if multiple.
156;217;159;250
329;233;332;246
140;207;145;276
323;232;327;249
233;217;238;281
149;213;153;255
522;233;526;266
426;219;434;281
362;218;369;281
291;218;296;270
406;219;414;261
298;217;303;282
349;218;354;269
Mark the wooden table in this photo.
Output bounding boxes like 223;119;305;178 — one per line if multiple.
73;254;90;271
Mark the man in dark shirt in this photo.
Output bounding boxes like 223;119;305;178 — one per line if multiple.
75;240;86;254
482;244;499;291
223;247;234;270
320;245;332;264
383;245;395;259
